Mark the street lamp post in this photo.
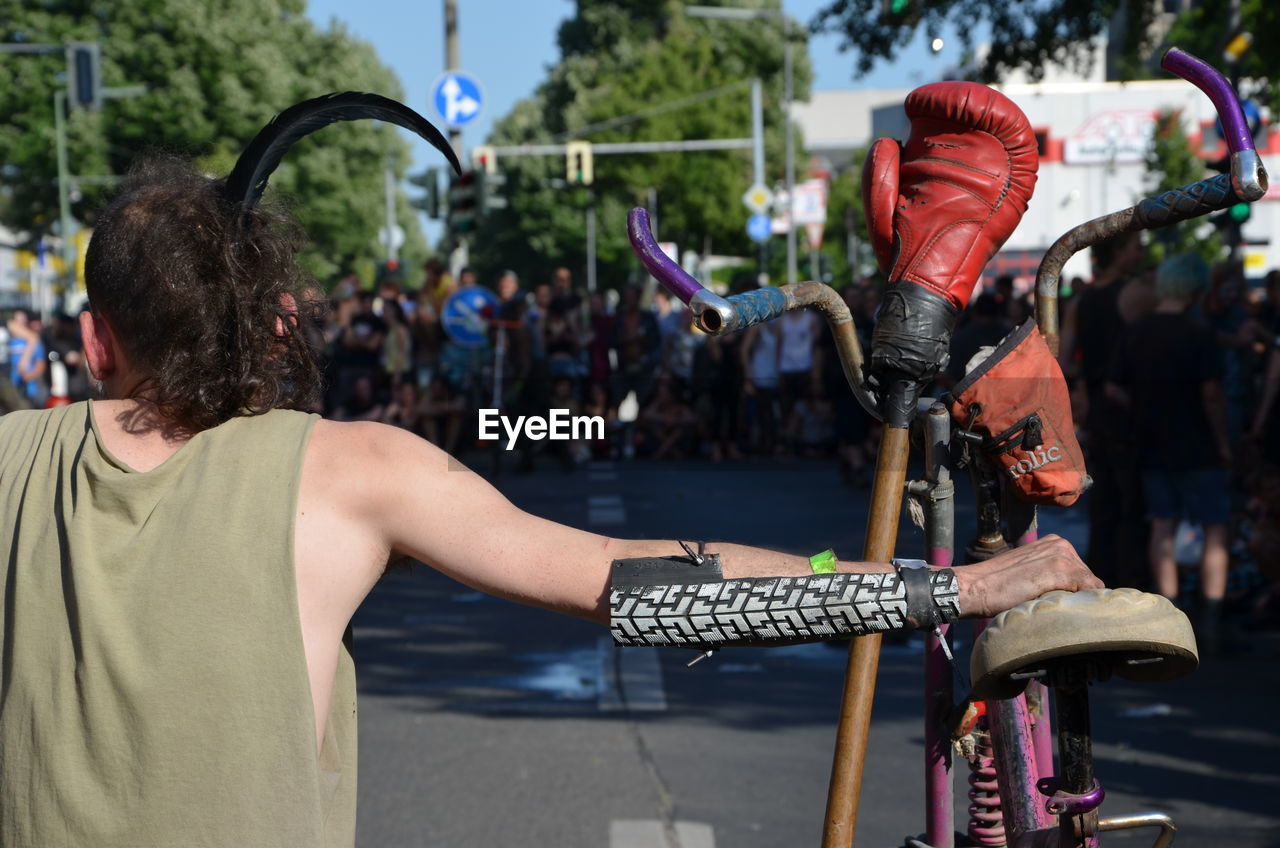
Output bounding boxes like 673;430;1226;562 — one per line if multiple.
686;5;799;284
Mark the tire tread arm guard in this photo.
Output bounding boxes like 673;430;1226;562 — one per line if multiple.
609;554;961;648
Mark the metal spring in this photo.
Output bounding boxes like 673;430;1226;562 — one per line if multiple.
967;717;1006;846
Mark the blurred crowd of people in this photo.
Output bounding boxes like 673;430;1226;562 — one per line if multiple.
4;240;1278;645
1011;235;1278;649
312;261;883;479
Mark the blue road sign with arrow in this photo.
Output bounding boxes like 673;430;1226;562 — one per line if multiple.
746;213;772;244
432;72;483;129
442;285;500;347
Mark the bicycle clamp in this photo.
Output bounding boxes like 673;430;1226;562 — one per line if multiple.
1037;777;1105;815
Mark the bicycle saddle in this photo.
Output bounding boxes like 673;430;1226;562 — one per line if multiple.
970;588;1198;700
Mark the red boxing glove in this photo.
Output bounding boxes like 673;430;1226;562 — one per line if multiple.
863;82;1038;425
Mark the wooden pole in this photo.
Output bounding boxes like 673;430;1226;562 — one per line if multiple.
821;423;912;847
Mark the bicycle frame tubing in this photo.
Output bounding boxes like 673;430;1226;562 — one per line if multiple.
910;402;959;847
1036;47;1269;354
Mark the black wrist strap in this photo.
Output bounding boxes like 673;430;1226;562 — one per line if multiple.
892;558;961;629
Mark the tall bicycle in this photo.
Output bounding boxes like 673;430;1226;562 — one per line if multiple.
624;46;1266;848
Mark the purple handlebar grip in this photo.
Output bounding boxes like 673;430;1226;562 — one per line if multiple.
627;207;705;305
1161;48;1254;154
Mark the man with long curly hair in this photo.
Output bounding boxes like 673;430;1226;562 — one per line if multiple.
0;157;1101;847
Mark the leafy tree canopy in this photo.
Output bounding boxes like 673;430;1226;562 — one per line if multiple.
811;0;1278;110
1163;0;1280;110
0;0;425;285
810;0;1154;83
1144;109;1223;266
469;0;813;290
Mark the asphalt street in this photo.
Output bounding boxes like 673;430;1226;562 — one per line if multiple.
352;454;1280;848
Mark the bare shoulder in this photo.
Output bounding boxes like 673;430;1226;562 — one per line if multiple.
306;419;449;493
301;418;495;549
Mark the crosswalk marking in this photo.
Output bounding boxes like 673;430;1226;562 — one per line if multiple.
588;493;627;526
609;820;715;848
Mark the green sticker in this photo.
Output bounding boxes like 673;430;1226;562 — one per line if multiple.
809;549;838;574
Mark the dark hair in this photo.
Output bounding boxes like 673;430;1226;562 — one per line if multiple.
85;156;321;433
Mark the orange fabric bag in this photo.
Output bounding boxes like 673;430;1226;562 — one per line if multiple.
946;320;1091;507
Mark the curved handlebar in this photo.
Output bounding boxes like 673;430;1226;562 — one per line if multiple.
1161;48;1253;154
627;206;883;420
628;207;782;334
627;208;703;304
1161;48;1268;201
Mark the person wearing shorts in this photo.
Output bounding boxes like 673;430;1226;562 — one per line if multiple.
1108;253;1231;650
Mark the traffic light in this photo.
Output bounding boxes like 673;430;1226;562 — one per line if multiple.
472;145;497;174
1205;140;1255;249
476;168;507;215
880;0;916;21
67;42;101;110
1224;31;1253;64
565;140;593;186
1210;200;1251;248
408;169;441;219
447;170;478;233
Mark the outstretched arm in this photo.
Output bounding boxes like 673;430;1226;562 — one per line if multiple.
318;421;1100;627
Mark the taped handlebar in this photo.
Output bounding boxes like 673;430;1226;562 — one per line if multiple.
628;208;786;334
627;207;882;420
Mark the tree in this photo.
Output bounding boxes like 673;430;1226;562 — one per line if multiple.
816;148;873;287
1163;0;1280;111
810;0;1157;83
0;0;424;285
469;0;813;289
811;0;1280;108
1143;108;1222;266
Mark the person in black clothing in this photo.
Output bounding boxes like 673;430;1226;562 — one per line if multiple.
44;312;92;402
1107;253;1231;651
1061;230;1148;590
331;290;386;411
611;284;661;408
938;293;1012;392
549;266;582;313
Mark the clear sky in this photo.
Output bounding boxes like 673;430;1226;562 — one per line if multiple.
303;0;967;237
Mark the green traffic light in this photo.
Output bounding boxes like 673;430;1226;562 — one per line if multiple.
1230;202;1251;224
890;0;910;14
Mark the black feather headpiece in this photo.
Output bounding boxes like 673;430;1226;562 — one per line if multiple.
224;91;462;210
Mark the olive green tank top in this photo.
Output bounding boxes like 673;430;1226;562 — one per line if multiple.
0;401;357;847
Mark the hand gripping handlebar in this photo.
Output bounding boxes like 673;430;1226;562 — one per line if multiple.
1036;48;1269;351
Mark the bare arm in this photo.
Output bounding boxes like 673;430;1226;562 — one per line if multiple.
7;321;42;380
16;344;43;382
320;422;1101;626
1251;346;1280;437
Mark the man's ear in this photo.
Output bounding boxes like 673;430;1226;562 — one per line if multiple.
276;292;299;336
79;310;117;380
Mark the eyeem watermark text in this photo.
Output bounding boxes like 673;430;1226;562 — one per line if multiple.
478;409;604;450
